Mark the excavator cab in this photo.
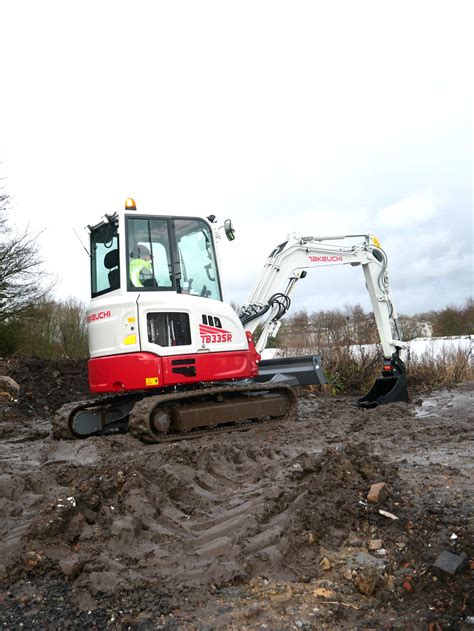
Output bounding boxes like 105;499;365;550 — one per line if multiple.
89;212;222;300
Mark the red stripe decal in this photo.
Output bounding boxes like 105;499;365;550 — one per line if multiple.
199;325;231;335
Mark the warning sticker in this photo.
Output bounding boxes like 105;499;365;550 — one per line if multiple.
145;377;159;386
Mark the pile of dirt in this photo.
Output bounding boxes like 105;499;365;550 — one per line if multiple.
19;441;399;600
1;354;90;416
0;355;472;629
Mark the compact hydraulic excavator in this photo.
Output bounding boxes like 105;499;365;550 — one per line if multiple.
53;198;408;442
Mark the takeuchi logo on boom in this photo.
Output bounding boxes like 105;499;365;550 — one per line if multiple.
308;255;343;263
199;324;232;343
87;310;111;323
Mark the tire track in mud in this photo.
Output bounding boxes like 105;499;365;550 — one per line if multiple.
111;438;295;591
161;444;290;578
0;431;291;595
12;425;397;603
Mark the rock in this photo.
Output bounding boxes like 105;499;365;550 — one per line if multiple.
241;604;262;619
268;584;293;603
313;587;335;598
25;550;43;569
87;571;127;595
307;532;317;545
433;550;468;575
368;539;383;550
319;557;331;571
59;554;83;578
348;552;386;571
354;569;380;596
0;376;20;396
367;482;388;504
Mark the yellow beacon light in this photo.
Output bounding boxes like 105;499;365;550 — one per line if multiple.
125;197;137;211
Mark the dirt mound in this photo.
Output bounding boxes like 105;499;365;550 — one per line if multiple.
1;354;90;416
15;438;398;606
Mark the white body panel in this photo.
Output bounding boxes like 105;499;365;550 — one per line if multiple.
87;292;248;358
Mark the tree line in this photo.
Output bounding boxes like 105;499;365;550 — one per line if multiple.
268;299;473;353
0;189;86;358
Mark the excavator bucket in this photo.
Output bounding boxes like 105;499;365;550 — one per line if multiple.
357;354;409;408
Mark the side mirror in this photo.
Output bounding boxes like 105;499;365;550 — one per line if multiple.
224;219;236;241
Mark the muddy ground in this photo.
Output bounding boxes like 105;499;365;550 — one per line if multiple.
0;355;472;630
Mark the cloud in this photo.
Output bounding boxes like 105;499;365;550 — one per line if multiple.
376;189;441;230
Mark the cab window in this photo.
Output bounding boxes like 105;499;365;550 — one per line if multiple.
90;219;119;297
173;219;221;300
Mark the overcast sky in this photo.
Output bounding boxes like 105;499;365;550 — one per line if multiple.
0;1;472;315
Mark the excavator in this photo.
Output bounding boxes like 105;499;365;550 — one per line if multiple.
53;198;408;443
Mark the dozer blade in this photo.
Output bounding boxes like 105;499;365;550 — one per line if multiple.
256;354;327;386
357;354;409;408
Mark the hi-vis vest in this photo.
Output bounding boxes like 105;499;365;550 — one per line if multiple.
129;258;152;287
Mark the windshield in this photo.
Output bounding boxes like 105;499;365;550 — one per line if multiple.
174;219;221;300
126;217;174;290
90;218;119;297
125;215;221;299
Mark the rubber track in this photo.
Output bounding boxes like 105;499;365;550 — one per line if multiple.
128;384;298;444
52;384;297;443
52;393;135;440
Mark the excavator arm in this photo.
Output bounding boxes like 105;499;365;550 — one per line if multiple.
239;233;409;406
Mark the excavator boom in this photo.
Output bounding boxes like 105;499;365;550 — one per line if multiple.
240;232;408;406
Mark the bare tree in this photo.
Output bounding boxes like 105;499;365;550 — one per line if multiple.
57;298;88;358
0;190;53;322
16;298;88;359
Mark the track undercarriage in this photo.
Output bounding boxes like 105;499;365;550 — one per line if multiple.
52;383;298;443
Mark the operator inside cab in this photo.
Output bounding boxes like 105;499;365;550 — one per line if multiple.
129;244;154;287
